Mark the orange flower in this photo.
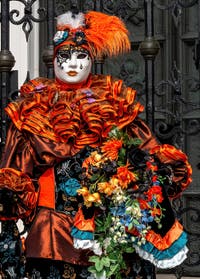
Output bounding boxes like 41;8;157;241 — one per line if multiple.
101;139;123;160
98;181;116;196
77;186;90;197
146;161;158;171
146;186;163;203
138;198;150;210
151;207;162;216
115;165;137;189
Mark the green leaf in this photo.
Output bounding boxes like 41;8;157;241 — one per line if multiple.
88;267;105;279
95;218;104;227
118;147;126;160
89;255;99;263
116;273;123;279
108;253;118;262
88;266;97;273
128;138;143;147
124;246;135;253
101;256;110;267
90;173;100;182
110;263;119;273
128;223;133;230
95;258;104;272
132;219;140;225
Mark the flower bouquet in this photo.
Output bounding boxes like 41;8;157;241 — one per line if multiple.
73;127;167;279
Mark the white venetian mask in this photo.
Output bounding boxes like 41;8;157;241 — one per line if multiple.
54;47;92;84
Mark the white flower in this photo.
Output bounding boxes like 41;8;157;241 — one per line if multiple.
103;237;112;249
116;231;122;237
131;236;136;242
113;235;118;243
120;239;127;244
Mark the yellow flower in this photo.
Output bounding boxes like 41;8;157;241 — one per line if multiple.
77;187;101;207
98;182;116;196
82;151;104;173
77;187;90;196
85;192;101;207
109;177;119;187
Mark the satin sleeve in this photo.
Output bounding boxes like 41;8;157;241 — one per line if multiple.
0;122;34;175
128;117;192;199
0;123;38;221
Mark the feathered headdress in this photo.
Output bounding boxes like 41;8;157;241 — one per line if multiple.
53;10;131;58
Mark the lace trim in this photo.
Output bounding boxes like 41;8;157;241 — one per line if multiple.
133;244;188;269
73;238;102;255
138;231;187;260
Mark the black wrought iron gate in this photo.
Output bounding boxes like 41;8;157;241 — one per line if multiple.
0;0;200;278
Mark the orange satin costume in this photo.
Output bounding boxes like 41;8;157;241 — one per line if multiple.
0;74;191;266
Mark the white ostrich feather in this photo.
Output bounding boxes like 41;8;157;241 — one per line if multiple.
56;11;85;29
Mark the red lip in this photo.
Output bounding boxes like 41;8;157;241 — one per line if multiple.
67;71;78;76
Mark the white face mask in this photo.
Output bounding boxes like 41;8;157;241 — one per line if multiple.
54;48;92;84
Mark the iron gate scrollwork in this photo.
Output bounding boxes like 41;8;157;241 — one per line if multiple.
0;0;200;278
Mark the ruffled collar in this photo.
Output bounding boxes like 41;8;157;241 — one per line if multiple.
6;75;144;151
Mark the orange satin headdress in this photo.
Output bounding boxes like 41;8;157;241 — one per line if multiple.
53;10;131;58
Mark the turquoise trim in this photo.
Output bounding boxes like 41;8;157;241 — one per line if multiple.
71;226;94;240
59;178;81;197
136;231;187;260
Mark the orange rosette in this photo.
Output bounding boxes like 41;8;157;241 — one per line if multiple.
150;144;192;199
0;168;38;221
150;144;188;164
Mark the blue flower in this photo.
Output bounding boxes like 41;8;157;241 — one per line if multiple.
141;210;154;223
59;178;81;196
110;203;126;216
135;223;146;231
120;214;132;227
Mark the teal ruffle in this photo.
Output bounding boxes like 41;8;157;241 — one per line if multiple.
71;226;94;240
136;231;187;260
59;178;81;197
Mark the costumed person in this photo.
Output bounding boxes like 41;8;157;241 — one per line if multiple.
0;10;192;279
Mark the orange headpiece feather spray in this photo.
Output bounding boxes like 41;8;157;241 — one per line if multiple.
53;10;131;58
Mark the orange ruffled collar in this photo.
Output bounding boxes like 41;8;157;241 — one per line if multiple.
5;75;144;150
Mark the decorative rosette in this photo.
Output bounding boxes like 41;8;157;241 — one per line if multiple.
73;30;87;45
0;168;37;221
69;127;191;279
53;30;69;46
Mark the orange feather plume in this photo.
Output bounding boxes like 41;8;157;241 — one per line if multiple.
54;10;131;58
84;11;131;58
